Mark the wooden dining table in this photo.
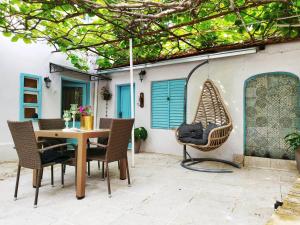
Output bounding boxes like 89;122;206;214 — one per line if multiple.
34;129;127;199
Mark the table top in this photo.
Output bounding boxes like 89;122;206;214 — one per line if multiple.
35;129;110;139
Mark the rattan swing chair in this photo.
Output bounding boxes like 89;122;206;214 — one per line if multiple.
176;60;240;173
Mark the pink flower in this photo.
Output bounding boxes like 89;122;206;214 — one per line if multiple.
79;106;84;113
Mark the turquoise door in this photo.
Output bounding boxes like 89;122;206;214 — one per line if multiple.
62;79;90;144
117;84;135;118
117;84;135;149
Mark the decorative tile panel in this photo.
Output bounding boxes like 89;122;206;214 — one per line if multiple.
245;73;299;160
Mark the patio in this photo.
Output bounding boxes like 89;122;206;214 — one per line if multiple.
1;0;300;225
0;153;298;225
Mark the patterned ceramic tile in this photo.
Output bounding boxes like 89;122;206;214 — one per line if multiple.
245;74;299;160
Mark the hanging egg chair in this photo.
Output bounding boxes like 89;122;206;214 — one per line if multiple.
176;60;240;173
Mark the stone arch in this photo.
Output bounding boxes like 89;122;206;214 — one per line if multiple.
244;72;299;159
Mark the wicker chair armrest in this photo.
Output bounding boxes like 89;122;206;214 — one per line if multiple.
207;124;232;141
37;140;47;144
39;143;76;153
89;142;107;149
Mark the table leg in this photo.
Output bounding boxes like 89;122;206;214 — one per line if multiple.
32;169;37;188
76;137;87;199
119;159;127;180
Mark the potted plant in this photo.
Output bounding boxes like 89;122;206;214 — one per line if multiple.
78;105;94;130
100;86;112;101
134;127;148;153
284;132;300;172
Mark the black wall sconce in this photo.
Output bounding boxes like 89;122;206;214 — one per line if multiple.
44;76;52;88
139;69;146;82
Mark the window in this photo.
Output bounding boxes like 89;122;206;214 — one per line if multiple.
20;73;42;121
151;79;186;129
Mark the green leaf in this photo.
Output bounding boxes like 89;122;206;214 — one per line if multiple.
23;38;32;44
11;35;19;42
3;32;11;37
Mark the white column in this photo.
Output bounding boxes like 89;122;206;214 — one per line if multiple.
129;38;135;167
93;79;99;129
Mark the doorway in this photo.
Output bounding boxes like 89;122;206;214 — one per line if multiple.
61;78;90;128
117;84;135;149
117;84;135;118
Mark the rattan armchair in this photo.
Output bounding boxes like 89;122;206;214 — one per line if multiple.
7;121;76;207
38;118;76;176
87;119;134;197
38;118;71;184
87;118;112;177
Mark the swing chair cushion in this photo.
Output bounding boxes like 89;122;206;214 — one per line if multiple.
203;123;219;140
178;122;219;145
178;122;203;139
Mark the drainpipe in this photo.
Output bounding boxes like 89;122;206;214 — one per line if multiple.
129;38;135;167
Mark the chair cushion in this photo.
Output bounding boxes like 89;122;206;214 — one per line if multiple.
178;122;219;145
178;122;203;139
41;150;70;164
87;147;106;161
98;137;108;145
179;137;208;145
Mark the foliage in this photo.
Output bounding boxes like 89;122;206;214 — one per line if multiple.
285;132;300;152
78;105;93;116
0;0;300;70
100;86;112;100
134;127;148;141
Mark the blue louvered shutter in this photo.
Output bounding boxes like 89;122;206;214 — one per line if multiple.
169;79;185;128
151;81;170;128
152;79;185;129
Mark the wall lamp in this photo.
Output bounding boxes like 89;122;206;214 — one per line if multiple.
139;69;146;82
44;76;52;88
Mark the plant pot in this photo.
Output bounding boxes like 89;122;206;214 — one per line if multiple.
296;149;300;173
80;115;94;130
134;140;142;153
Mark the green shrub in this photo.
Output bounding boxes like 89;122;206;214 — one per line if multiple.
134;127;148;141
285;132;300;152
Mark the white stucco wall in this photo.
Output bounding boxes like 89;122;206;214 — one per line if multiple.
1;36;300;162
97;42;300;160
0;36;92;161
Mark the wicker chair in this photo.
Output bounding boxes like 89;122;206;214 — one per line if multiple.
7;121;76;207
38;118;76;167
176;79;233;151
87;119;134;197
176;79;239;172
87;118;112;177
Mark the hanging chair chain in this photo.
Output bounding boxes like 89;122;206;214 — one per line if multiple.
207;55;210;79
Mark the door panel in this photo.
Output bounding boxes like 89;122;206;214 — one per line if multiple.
117;84;135;149
117;84;135;119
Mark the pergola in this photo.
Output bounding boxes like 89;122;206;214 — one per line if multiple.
1;0;300;165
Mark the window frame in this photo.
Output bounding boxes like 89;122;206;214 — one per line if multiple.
19;73;42;121
151;78;186;130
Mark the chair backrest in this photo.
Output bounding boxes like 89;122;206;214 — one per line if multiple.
7;121;41;169
106;119;134;162
194;79;231;128
38;118;65;130
99;118;113;129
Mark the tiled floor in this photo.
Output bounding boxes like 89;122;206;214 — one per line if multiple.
0;153;298;225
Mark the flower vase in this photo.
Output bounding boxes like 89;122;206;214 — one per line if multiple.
80;115;94;130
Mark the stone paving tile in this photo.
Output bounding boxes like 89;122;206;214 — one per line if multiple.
0;153;298;225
